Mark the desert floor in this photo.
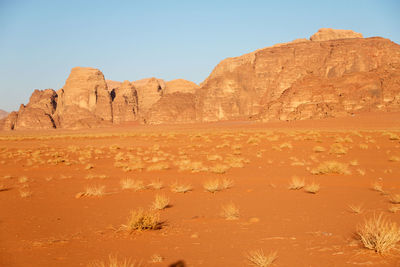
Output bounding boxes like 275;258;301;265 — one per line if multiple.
1;112;400;267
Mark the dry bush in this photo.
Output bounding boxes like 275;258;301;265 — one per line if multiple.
388;206;400;213
313;146;325;153
246;250;277;267
120;179;145;191
149;254;163;263
19;189;32;198
280;142;292;149
311;161;349;175
221;203;239;220
203;179;220;193
151;194;170;210
329;143;348;154
359;144;369;150
371;182;384;193
85;164;94;170
209;164;230;174
122;209;161;232
88;254;141;267
389;194;400;204
84;185;105;197
220;178;234;190
170;182;193;193
357;213;400;254
146;162;170;171
148;179;163;190
348;204;363;214
18;176;28;183
288;176;305;190
389;156;400;162
304;182;320;194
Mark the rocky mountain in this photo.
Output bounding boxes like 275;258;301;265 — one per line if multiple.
2;28;399;130
0;109;8;120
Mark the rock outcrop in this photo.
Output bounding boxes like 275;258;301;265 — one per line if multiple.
310;28;363;41
2;89;58;130
55;67;113;128
2;28;400;129
165;79;199;94
145;92;196;124
195;32;400;122
0;109;8;120
111;80;138;123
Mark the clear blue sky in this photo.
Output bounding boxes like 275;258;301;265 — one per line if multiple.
0;0;399;112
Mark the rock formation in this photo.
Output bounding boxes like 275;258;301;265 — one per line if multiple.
195;30;400;122
111;80;138;123
165;79;199;94
2;89;57;130
2;28;400;129
310;28;363;41
0;109;8;120
55;67;113;128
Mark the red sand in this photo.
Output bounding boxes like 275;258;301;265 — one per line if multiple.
1;113;400;266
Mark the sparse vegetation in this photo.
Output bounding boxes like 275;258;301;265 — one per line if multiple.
304;182;320;194
288;176;305;190
357;213;400;254
246;250;277;267
122;209;161;232
84;185;105;197
151;194;170;210
203;179;220;193
170;182;193;193
88;254;141;267
311;161;349;175
389;194;400;204
221;203;239;220
348;204;363;214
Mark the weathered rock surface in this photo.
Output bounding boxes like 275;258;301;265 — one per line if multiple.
132;78;166;116
1;89;58;130
165;79;199;94
196;33;400;122
310;28;363;41
2;28;400;129
55;67;113;128
0;109;8;119
145;92;196;124
111;80;138;123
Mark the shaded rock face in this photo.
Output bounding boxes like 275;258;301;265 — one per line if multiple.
196;35;400;122
310;28;363;41
133;78;166;116
145;92;196;124
111;80;138;123
55;67;113;128
5;89;58;130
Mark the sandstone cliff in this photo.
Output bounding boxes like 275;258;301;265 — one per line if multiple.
2;28;400;129
0;109;8;120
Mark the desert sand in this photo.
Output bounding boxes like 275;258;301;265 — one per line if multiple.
1;112;400;266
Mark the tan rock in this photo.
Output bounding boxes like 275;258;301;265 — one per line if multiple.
55;67;112;128
132;77;165;116
197;35;400;122
0;109;8;120
310;28;363;41
145;92;196;124
165;79;199;94
111;80;138;123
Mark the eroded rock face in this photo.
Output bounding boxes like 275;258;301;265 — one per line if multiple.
111;80;138;123
196;33;400;122
55;67;112;128
7;89;58;130
0;109;8;120
133;78;166;115
145;92;196;124
164;79;199;94
310;28;363;41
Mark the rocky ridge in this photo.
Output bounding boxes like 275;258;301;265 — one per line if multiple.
2;28;399;130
